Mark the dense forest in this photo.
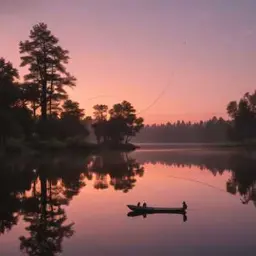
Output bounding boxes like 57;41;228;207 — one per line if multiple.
134;117;230;143
0;23;144;153
134;91;256;144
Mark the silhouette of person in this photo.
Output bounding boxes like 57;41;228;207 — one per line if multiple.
182;201;187;210
143;202;147;207
137;202;141;207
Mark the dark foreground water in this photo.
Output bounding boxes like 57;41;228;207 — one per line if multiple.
0;148;256;256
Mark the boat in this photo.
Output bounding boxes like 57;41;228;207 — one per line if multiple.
127;202;187;214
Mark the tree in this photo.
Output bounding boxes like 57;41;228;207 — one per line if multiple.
0;58;27;147
59;100;88;139
19;23;76;122
0;58;19;83
227;92;256;141
108;101;144;143
61;100;84;120
0;58;20;108
227;101;238;119
20;82;41;119
92;101;144;144
93;104;108;121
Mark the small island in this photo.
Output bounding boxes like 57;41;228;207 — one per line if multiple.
0;23;144;155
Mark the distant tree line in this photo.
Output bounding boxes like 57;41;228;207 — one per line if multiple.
135;91;256;144
134;117;230;143
0;23;144;151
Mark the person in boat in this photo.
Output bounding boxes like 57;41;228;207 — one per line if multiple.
137;202;141;207
143;202;147;207
182;201;187;210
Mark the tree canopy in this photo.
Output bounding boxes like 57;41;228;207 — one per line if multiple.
227;91;256;141
19;22;76;120
92;101;144;144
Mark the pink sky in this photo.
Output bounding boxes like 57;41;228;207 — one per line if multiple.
1;0;256;124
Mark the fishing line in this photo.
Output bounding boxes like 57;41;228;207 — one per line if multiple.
168;174;241;199
137;81;171;115
84;78;172;115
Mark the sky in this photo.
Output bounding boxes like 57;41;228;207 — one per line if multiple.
1;0;256;124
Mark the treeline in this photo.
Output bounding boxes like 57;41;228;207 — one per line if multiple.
135;91;256;143
0;23;143;151
134;117;230;143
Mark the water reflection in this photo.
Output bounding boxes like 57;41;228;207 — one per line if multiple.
89;151;144;193
127;211;187;222
0;151;144;255
0;149;256;255
133;150;256;207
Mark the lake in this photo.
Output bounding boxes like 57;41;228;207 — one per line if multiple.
0;148;256;255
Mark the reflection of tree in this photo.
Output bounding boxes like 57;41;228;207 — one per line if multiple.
0;152;92;255
19;153;90;256
225;156;256;206
89;152;144;193
133;150;231;175
20;209;74;256
0;156;33;235
0;193;19;235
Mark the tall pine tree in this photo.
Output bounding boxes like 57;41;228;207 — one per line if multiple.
19;23;76;121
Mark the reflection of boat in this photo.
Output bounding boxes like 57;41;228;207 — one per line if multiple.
127;202;187;214
127;210;185;216
127;210;187;222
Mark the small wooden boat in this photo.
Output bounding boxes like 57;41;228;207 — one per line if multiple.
127;204;186;214
127;205;186;214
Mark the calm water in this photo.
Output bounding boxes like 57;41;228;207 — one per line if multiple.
1;148;256;255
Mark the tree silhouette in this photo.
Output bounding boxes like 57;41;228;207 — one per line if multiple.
93;104;108;121
0;58;33;147
21;82;41;119
227;91;256;141
92;101;144;144
134;117;230;143
0;58;20;147
19;23;76;122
